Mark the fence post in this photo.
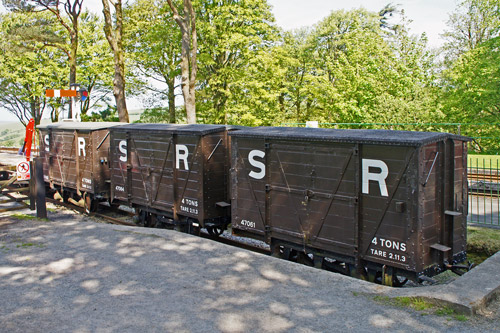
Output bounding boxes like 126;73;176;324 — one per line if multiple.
29;161;36;210
34;157;47;219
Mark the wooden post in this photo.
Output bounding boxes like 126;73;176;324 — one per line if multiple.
29;161;36;210
34;157;47;219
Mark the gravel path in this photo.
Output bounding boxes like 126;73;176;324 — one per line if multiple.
0;206;499;332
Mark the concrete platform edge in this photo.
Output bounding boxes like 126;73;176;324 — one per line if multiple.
370;251;500;315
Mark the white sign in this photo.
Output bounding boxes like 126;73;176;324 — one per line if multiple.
305;121;319;128
17;161;30;181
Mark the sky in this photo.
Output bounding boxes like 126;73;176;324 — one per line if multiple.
269;0;458;47
0;0;459;123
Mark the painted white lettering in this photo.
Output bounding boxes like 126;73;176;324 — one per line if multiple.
248;150;265;180
362;159;389;197
78;137;86;157
176;144;189;170
118;140;127;162
44;134;50;152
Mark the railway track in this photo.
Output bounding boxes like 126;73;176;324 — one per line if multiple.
45;197;270;255
0;147;39;154
46;197;136;226
468;172;500;183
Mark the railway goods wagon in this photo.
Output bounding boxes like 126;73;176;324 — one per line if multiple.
109;124;232;234
230;127;470;285
38;122;123;212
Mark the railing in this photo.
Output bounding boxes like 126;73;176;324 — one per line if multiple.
468;156;500;228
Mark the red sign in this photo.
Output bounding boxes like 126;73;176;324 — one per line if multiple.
17;161;30;181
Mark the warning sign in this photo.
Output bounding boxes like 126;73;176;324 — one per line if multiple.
17;161;30;181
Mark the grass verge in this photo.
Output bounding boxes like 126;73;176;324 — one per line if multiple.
373;296;468;321
10;213;48;222
467;226;500;264
468;154;500;169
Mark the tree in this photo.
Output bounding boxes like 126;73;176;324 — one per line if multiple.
125;0;181;123
439;0;500;152
102;0;129;123
195;0;278;124
441;37;500;153
77;12;114;118
3;0;84;118
167;0;197;124
273;8;441;125
0;12;67;125
442;37;500;122
442;0;500;59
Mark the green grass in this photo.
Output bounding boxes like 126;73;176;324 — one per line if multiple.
373;296;468;321
467;226;500;265
468;154;500;169
11;213;37;220
10;213;49;222
374;296;435;311
16;242;44;248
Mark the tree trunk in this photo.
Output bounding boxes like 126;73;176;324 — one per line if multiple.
102;0;129;123
167;0;197;124
112;46;129;123
68;30;78;119
28;1;83;120
168;78;176;123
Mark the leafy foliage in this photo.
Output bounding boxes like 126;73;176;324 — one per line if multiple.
195;0;278;124
0;11;67;125
442;0;500;60
81;105;119;122
1;0;500;154
440;0;500;153
77;12;115;117
124;0;181;123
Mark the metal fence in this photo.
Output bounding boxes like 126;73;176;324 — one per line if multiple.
468;156;500;228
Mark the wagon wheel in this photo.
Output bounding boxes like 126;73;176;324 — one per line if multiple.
207;226;224;238
53;190;68;203
83;193;97;214
62;191;71;203
146;214;158;228
135;209;147;227
0;170;9;181
347;264;368;281
108;198;121;210
271;245;291;260
296;252;314;267
53;191;63;202
189;224;201;236
135;210;154;227
381;266;408;287
367;268;381;284
391;274;408;287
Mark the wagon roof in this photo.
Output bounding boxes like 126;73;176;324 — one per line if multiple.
112;123;227;135
229;127;470;146
38;121;124;131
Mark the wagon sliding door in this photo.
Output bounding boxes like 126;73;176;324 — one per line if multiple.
50;130;78;188
128;132;175;209
268;141;358;256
